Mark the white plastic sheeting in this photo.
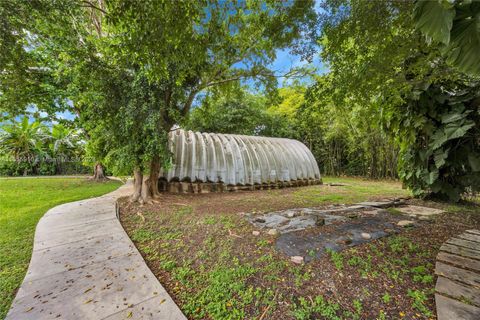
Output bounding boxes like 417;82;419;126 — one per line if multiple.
162;129;321;186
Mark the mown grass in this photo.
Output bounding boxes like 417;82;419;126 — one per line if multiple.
294;176;409;204
0;177;121;319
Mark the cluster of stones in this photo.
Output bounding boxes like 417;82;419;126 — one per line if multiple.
246;199;446;264
246;199;412;234
246;206;350;234
158;178;322;193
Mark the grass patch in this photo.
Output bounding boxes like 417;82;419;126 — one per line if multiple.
293;177;409;205
0;177;120;318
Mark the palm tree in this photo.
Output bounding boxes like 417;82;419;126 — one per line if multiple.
0;117;49;175
48;123;82;173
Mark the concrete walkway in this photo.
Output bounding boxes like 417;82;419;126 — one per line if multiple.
6;181;186;320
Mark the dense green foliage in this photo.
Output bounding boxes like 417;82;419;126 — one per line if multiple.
187;89;269;135
0;178;121;318
315;0;480;200
394;78;480;201
0;117;88;176
187;0;480;199
188;80;399;178
414;0;480;75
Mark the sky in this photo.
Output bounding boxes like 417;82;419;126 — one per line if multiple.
269;48;328;86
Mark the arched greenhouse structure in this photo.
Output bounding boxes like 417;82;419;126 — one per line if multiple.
159;129;322;193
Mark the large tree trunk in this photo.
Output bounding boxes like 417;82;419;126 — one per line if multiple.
131;167;143;203
91;162;108;181
130;158;161;204
148;156;161;198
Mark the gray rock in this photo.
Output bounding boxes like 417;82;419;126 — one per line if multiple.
397;220;414;227
286;211;296;218
357;201;394;208
396;205;444;217
361;232;371;240
290;256;304;264
267;229;278;236
418;215;432;221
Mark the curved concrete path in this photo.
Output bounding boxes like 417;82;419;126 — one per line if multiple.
6;181;186;320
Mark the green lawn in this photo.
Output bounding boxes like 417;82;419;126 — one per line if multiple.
0;178;121;319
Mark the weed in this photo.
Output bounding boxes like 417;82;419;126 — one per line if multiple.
326;249;344;270
220;216;236;229
347;256;361;267
388;236;407;253
293;268;312;288
173;266;193;284
377;310;387;320
381;264;402;282
181;264;256;319
256;239;270;247
407;242;419;252
161;230;183;240
176;206;193;217
203;216;217;225
459;296;474;305
407;289;432;317
131;228;157;242
410;265;434;284
160;260;177;271
382;293;391;304
386;207;405;215
291;296;340;320
347;254;373;278
353;299;363;314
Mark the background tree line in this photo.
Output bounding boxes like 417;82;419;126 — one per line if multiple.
186;81;398;179
0;117;90;176
1;0;479;202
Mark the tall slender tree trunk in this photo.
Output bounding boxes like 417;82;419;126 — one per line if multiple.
91;162;108;181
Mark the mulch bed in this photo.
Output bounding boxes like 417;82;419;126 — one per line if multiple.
119;188;480;320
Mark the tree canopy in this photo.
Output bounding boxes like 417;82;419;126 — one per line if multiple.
0;0;318;201
1;0;479;201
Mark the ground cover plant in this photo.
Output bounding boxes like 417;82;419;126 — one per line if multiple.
0;178;121;318
120;177;480;319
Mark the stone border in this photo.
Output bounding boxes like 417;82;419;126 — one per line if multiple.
159;178;322;193
6;181;186;320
